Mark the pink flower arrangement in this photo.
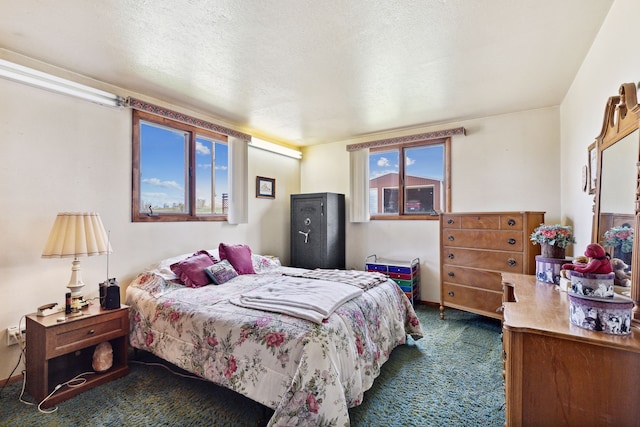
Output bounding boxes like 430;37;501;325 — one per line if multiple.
530;224;576;248
603;225;634;253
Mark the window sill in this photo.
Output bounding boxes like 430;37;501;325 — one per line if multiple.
370;214;440;221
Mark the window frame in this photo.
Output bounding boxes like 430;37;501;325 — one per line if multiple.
369;137;451;220
132;109;229;222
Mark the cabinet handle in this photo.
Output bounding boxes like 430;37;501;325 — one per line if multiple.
447;218;454;224
448;253;455;259
448;271;455;277
507;258;516;266
448;291;455;297
448;235;454;241
88;329;95;335
507;219;516;226
507;238;516;245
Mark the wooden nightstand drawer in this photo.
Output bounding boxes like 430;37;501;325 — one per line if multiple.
50;314;126;357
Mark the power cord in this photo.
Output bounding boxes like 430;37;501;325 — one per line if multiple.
19;370;96;414
130;360;208;382
0;315;26;400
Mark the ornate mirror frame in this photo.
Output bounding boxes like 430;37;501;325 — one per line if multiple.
591;82;640;323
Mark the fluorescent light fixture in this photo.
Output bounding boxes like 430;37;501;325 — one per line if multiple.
0;58;124;107
249;138;302;159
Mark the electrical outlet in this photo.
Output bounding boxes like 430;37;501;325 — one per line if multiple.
6;326;25;346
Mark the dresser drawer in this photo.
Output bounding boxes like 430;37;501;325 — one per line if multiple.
441;215;461;228
442;265;503;292
459;214;501;229
442;283;503;317
47;312;127;358
442;247;524;272
498;214;525;230
443;213;526;230
442;229;524;251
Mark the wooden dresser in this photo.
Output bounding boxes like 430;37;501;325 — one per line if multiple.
440;211;544;319
502;273;640;426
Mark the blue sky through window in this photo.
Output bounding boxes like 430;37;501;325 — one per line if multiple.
369;144;444;180
140;122;228;212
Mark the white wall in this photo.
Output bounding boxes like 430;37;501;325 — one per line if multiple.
561;0;640;252
301;107;562;304
0;76;300;379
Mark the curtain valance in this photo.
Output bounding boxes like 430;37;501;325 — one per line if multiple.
346;127;465;151
127;97;251;141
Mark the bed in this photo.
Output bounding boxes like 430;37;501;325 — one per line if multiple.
125;246;423;426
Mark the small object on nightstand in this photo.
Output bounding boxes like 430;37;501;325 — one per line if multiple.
37;303;63;317
65;292;72;314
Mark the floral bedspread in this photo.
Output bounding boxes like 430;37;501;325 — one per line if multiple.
126;267;423;426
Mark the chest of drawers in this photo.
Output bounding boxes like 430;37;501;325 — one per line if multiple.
440;211;544;319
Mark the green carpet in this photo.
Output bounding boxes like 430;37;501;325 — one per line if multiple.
0;305;505;426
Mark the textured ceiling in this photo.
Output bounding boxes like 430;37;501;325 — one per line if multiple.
0;0;613;146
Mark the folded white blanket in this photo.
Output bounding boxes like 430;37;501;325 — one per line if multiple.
284;268;388;291
230;276;363;323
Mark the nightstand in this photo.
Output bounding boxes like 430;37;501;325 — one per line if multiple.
25;303;129;408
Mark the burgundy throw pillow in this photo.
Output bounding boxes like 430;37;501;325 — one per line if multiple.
218;243;255;274
170;250;217;287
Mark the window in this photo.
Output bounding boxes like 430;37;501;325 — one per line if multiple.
369;138;449;219
132;110;229;222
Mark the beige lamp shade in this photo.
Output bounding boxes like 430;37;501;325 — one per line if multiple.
42;212;111;258
42;212;112;299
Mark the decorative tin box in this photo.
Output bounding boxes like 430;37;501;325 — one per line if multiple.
568;292;633;335
535;255;566;285
568;271;615;298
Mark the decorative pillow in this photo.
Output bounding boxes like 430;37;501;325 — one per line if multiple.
218;243;255;274
170;250;217;287
204;260;239;285
252;254;282;274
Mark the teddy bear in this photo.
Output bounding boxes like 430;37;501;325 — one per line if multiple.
611;258;631;287
562;243;613;274
559;255;589;280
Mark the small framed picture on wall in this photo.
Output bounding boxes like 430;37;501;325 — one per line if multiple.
256;176;276;199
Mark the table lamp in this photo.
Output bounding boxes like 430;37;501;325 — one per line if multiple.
42;212;112;309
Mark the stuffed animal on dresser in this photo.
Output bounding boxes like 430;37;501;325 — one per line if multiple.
611;258;632;287
562;243;613;274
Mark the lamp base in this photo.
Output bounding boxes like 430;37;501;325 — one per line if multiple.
67;257;85;310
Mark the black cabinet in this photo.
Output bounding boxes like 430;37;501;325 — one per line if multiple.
290;193;345;269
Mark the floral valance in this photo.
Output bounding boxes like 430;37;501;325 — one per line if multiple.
346;127;465;151
126;97;251;141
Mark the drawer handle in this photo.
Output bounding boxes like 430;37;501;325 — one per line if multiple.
447;218;454;225
88;329;95;335
507;219;516;226
507;238;516;245
448;253;455;259
448;235;454;241
448;271;455;277
507;258;516;266
448;291;455;297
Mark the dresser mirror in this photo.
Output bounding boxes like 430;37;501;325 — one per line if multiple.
591;82;640;323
